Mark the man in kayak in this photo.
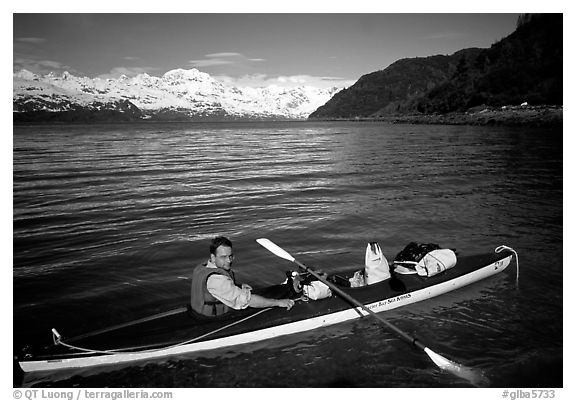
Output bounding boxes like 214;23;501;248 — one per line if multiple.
190;236;295;318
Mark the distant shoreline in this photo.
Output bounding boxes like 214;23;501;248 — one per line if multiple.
310;105;563;128
13;105;562;127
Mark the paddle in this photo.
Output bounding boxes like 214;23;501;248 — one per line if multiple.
256;238;486;385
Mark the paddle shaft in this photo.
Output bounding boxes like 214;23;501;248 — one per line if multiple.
60;306;189;344
292;259;426;351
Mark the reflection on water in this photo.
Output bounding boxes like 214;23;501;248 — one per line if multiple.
14;121;562;387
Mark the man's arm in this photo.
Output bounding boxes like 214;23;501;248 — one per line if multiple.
208;275;294;310
249;294;295;310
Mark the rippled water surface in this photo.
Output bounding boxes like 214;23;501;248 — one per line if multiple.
13;121;562;387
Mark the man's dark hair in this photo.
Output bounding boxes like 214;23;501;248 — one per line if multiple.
210;236;233;255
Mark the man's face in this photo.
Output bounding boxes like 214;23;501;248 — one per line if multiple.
211;245;234;270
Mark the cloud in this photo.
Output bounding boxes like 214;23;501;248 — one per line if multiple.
320;76;352;81
204;52;243;58
213;73;356;90
189;52;265;69
13;57;79;76
39;60;66;69
188;58;234;68
277;76;308;84
15;37;47;44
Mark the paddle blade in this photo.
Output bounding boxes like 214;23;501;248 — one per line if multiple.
424;348;488;386
256;238;296;262
424;347;458;370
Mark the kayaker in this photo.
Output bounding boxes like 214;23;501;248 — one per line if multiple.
190;236;295;318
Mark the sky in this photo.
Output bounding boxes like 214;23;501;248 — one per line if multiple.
12;12;521;89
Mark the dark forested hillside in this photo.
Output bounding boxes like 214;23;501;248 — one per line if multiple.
309;14;562;119
309;49;482;118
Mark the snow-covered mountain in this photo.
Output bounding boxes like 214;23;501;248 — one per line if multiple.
13;68;343;121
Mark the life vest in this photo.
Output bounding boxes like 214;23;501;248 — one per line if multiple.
190;263;236;317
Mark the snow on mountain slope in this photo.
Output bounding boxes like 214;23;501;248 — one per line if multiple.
13;68;343;119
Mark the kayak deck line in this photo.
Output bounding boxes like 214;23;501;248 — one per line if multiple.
59;306;190;344
52;307;274;356
17;247;516;374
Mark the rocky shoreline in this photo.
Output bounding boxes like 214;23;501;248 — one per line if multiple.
312;105;563;127
391;105;562;127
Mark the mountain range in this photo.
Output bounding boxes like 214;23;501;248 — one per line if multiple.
13;68;342;123
309;13;562;119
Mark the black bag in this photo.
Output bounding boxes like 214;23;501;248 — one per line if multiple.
394;242;441;264
285;270;321;298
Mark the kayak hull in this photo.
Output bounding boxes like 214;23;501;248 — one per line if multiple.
18;249;513;373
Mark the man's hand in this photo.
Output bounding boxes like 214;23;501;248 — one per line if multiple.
277;299;295;310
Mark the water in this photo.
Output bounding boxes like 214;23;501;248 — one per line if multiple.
13;121;562;387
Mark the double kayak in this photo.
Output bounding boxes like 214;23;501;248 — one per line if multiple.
16;244;516;374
